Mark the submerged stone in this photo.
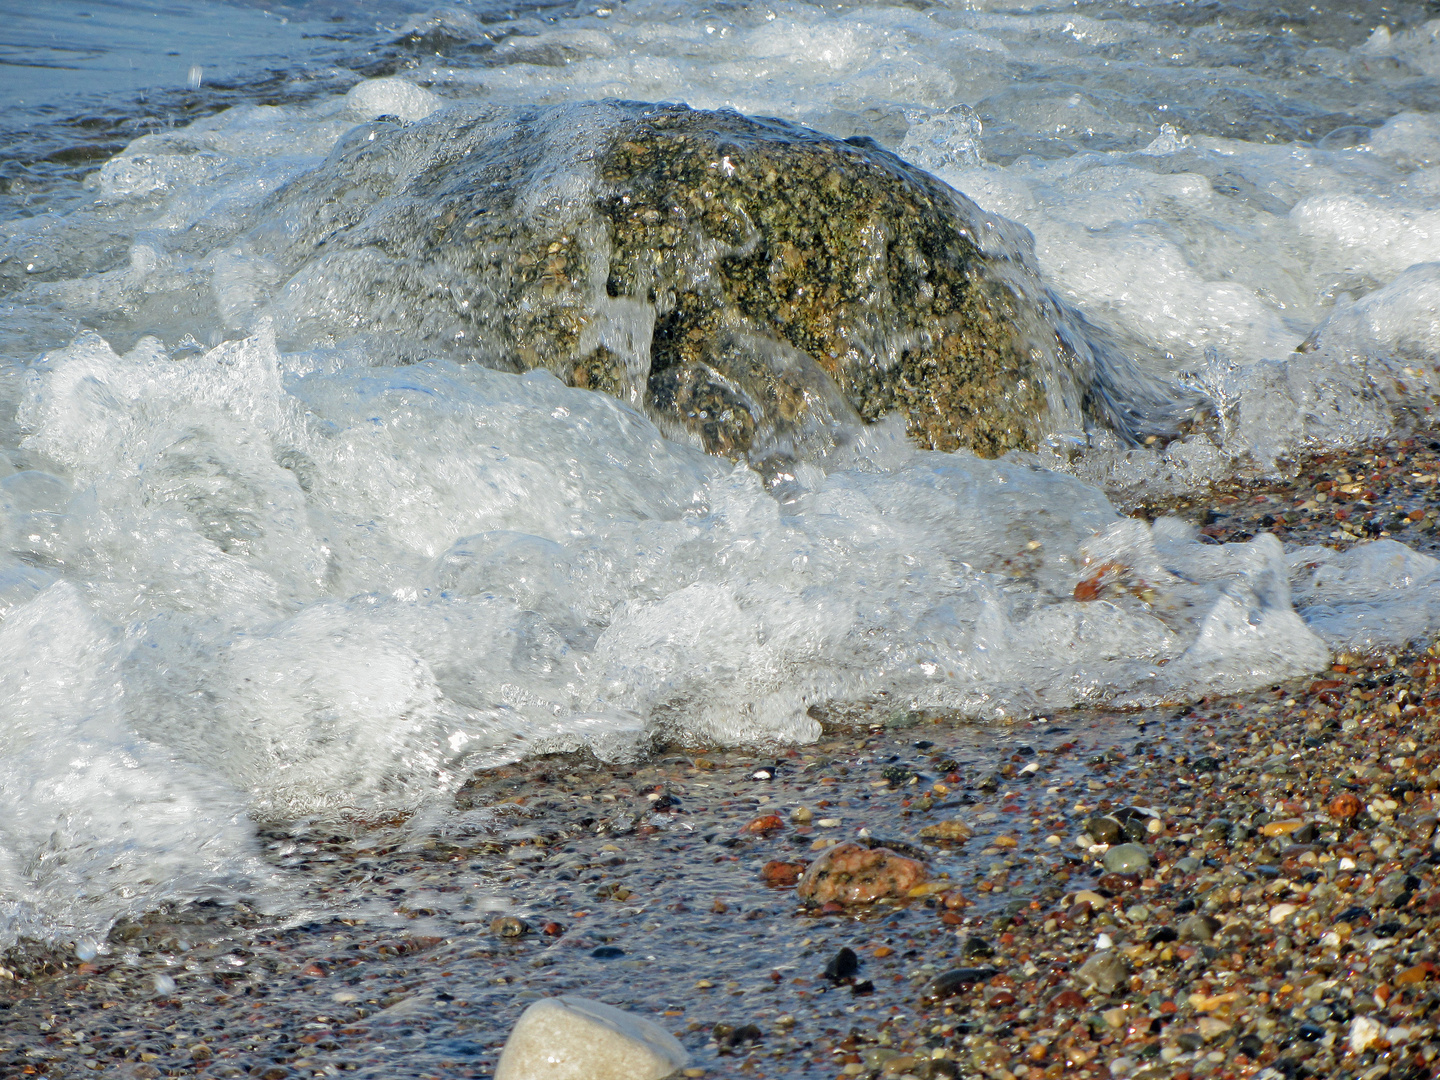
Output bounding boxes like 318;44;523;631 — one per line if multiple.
797;841;928;904
494;995;690;1080
918;966;1000;1005
252;101;1169;464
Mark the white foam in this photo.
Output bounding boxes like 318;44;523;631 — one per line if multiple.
1368;112;1440;168
3;329;1369;829
0;582;273;949
1292;193;1440;284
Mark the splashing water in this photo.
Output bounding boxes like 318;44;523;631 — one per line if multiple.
2;0;1440;949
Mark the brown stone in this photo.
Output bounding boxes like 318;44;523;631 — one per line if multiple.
918;820;974;843
1260;818;1305;838
742;814;785;834
1396;963;1434;985
796;842;928;905
1329;792;1363;819
1096;872;1142;892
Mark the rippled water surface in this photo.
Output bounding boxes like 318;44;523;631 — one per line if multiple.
2;0;1440;950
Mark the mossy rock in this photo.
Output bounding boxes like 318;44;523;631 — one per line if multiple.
254;100;1163;461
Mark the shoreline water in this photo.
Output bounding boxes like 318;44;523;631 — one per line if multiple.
5;438;1440;1078
2;2;1440;1073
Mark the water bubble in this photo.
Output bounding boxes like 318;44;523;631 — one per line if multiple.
74;937;98;962
1137;123;1192;156
897;106;985;173
154;973;177;995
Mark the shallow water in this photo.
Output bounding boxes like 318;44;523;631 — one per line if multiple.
2;0;1440;952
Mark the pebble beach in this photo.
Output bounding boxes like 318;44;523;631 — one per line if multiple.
4;439;1440;1080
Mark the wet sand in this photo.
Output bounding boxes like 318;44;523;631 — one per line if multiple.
5;437;1440;1080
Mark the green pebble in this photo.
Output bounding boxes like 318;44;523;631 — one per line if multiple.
1102;843;1151;873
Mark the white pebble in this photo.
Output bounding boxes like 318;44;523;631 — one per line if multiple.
1350;1015;1384;1054
1268;903;1298;925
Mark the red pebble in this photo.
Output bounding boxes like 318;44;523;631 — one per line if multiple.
1049;989;1086;1011
542;922;565;936
761;859;806;886
743;813;785;834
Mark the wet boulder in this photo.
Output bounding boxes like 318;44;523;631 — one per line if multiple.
251;100;1165;462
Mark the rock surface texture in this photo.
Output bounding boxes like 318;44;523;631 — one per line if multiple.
493;995;690;1080
251;101;1166;462
797;841;928;904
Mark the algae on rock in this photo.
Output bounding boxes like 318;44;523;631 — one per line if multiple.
251;100;1169;463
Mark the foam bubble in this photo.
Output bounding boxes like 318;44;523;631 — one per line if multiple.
1301;263;1440;361
1291;193;1440;284
1291;540;1440;650
344;78;442;123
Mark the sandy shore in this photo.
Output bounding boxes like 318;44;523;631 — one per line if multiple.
5;436;1440;1080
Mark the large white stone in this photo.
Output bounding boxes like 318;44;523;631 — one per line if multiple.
494;996;690;1080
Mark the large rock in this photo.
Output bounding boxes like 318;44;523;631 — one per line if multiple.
494;995;690;1080
251;100;1166;461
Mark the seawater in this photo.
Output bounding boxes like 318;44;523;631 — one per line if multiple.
2;0;1439;950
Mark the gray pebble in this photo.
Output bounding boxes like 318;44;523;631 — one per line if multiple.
1076;950;1130;994
1178;913;1221;942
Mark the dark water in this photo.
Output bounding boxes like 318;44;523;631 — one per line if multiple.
0;0;587;219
